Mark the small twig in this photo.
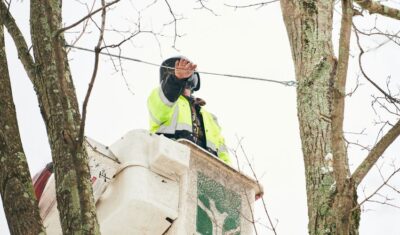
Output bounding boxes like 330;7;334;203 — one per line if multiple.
67;1;96;54
345;75;362;97
117;48;136;96
374;121;389;146
78;0;107;146
56;0;120;36
353;167;400;211
355;27;400;47
367;199;400;209
344;128;367;135
97;16;163;96
386;184;400;194
345;138;372;151
354;26;400;105
235;135;278;235
372;96;400;117
231;141;259;235
195;0;219;16
143;0;158;10
224;0;279;10
243;188;259;235
351;116;400;186
163;0;184;48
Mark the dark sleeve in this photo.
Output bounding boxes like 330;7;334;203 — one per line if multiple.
161;74;187;102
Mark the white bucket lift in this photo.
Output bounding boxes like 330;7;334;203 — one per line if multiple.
38;129;263;235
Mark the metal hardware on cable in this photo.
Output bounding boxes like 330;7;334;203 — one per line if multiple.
66;45;297;87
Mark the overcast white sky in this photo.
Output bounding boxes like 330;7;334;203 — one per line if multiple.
1;0;400;234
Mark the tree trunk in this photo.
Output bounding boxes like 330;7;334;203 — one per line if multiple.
29;1;99;234
280;1;360;234
0;23;45;235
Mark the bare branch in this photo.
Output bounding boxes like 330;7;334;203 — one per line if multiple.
352;119;400;186
387;183;400;194
56;0;120;36
143;0;158;10
374;121;390;146
354;0;400;21
371;96;400;117
235;135;278;235
230;139;259;235
224;0;279;9
367;199;400;209
354;27;400;105
0;16;45;235
0;1;36;82
356;167;400;208
163;0;184;48
345;75;361;97
78;0;107;146
96;13;164;96
103;45;136;96
331;0;353;190
353;12;400;48
344;128;367;136
345;137;372;152
355;27;400;42
195;0;219;16
101;31;141;50
67;0;96;54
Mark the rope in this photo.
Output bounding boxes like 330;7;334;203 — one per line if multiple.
66;44;297;87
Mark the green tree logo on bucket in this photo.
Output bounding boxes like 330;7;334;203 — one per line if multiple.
196;172;241;235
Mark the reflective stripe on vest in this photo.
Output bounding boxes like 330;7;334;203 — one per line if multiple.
149;109;162;125
155;96;193;134
157;105;179;134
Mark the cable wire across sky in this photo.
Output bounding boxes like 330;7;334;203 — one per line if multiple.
66;45;297;87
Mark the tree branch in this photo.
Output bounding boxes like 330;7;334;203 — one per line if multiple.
234;135;277;235
354;27;400;105
67;0;96;54
0;1;36;82
0;16;45;235
351;119;400;186
224;0;279;9
354;0;400;21
56;0;119;36
163;0;183;48
331;0;353;191
78;0;107;146
195;0;219;16
355;166;400;210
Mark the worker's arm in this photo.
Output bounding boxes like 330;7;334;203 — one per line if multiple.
161;74;186;103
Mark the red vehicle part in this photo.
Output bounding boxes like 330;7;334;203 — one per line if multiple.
32;163;53;201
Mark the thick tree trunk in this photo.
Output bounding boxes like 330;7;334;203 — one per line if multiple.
0;23;45;235
29;1;99;234
280;1;360;234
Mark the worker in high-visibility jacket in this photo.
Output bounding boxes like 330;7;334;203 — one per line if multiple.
147;56;231;164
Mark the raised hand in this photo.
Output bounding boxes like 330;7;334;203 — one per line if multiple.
174;58;197;79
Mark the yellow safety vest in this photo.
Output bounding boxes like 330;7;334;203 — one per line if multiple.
147;87;231;164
